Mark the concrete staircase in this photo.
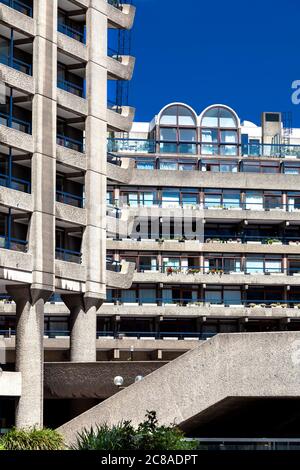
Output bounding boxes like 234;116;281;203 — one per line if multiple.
58;332;300;445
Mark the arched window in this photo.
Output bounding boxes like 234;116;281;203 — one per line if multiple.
159;104;197;154
201;106;239;156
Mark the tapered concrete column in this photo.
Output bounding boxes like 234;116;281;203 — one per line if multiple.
62;295;103;362
81;4;107;302
30;0;57;294
7;286;50;429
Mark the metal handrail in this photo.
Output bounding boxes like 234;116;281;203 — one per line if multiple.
56;134;84;153
57;79;85;98
0;54;32;75
0;112;31;134
56;190;84;208
0;172;31;192
55;247;82;264
57;22;85;43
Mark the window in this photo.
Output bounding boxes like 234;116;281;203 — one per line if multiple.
136;159;155;170
202;160;238;173
201;106;239;156
159;104;197;154
287;192;300;211
204;189;240;209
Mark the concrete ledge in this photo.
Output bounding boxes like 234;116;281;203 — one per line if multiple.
107;238;300;255
56;145;86;171
0;249;32;276
57;32;88;62
107;55;135;81
3;302;300;320
0;4;34;36
106;260;135;289
55;260;85;290
0;186;32;212
107;209;135;238
130;169;300;191
133;271;300;286
0;371;22;397
107;158;135;183
0;125;33;153
0;63;34;94
57;89;88;117
56;202;86;226
107;106;135;132
107;3;136;30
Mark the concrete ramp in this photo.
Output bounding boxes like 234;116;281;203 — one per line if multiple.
58;332;300;444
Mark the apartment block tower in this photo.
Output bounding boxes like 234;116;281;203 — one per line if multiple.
0;0;136;429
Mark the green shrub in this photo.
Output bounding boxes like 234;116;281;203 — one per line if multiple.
74;411;197;451
0;427;65;450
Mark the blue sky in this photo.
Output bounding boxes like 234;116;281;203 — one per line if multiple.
128;0;300;126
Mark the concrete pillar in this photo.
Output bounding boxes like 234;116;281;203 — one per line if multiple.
7;286;50;429
82;4;107;302
30;0;57;294
62;295;103;362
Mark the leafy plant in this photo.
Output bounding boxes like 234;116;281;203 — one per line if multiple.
73;411;197;451
0;427;65;451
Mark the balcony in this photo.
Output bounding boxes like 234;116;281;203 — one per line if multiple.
0;172;30;192
242;143;300;159
107;138;300;160
57;135;84;153
55;247;81;264
0;235;27;251
56;190;84;208
58;23;85;44
108;138;156;154
0;0;33;17
57;79;85;98
0;54;31;75
0;85;32;134
58;0;86;44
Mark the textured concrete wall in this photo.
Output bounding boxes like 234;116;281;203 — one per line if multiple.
58;331;300;444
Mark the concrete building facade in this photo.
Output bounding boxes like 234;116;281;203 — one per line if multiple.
0;0;136;429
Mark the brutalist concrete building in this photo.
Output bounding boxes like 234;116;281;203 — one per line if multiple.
1;0;300;444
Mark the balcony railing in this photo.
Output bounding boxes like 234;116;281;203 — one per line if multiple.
107;100;122;114
204;235;300;245
115;198;300;212
0;112;31;134
55;247;82;264
0;173;30;193
107;138;300;158
106;297;300;308
0;54;32;75
108;138;156;154
58;22;86;44
125;264;300;276
242;143;300;158
0;0;33;16
0;235;28;252
107;0;122;9
57;134;84;153
57;79;85;98
97;331;215;340
108;47;122;61
56;190;84;208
